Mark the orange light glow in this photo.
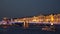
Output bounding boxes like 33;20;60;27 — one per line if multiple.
50;14;54;22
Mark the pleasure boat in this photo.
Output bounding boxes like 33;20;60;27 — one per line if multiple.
42;25;56;32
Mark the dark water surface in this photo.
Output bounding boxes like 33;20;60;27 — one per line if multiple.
0;24;60;34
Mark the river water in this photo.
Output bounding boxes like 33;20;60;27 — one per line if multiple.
0;24;60;34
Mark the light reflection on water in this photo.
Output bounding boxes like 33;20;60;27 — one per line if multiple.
0;26;60;34
0;25;60;34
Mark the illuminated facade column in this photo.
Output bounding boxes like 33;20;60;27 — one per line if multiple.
57;14;60;24
44;15;51;24
38;15;45;23
32;16;37;22
50;14;54;25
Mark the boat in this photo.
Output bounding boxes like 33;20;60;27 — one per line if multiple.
42;25;56;32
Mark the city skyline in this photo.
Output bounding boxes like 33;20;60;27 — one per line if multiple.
0;0;60;34
2;14;60;23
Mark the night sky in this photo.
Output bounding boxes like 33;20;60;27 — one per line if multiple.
0;0;60;18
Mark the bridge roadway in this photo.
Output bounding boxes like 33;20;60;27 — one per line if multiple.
0;20;60;28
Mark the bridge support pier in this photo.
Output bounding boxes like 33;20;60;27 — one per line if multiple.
23;21;29;28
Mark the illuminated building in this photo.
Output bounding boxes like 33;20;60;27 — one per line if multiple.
12;14;60;24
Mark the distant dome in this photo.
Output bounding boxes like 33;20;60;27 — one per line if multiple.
3;17;8;20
